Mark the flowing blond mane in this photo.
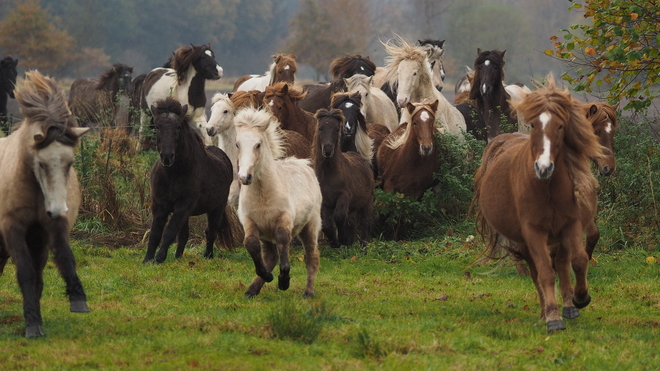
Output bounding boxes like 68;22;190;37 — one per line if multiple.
234;108;285;159
383;36;429;87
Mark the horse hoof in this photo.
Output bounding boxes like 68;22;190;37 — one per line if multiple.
562;306;579;319
244;291;258;299
573;295;591;309
278;275;290;291
546;319;566;333
303;291;315;299
25;325;44;338
70;301;90;313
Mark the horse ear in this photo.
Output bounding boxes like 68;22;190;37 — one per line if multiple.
273;54;281;63
438;40;445;48
368;76;374;85
227;92;233;99
501;50;507;58
613;102;620;111
589;104;598;116
406;102;416;115
71;127;90;138
477;48;482;56
429;99;439;114
181;105;188;116
282;83;288;94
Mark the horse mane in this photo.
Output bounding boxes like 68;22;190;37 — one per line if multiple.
330;91;373;162
274;54;298;72
234;108;285;159
230;90;262;109
418;39;445;59
315;108;345;127
469;50;506;102
383;36;431;88
386;99;435;150
171;44;210;83
584;101;618;130
344;74;370;92
266;82;307;103
95;63;132;90
329;54;376;80
512;75;606;214
211;92;231;106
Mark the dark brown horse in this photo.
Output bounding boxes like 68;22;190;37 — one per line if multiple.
143;97;236;264
68;63;133;127
0;56;18;132
298;54;377;113
473;76;607;332
264;82;317;143
314;108;374;248
233;53;298;92
377;100;440;199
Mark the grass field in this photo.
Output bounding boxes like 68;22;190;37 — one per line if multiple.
1;233;658;370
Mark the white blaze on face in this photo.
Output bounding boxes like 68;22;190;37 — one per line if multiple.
481;83;487;94
605;122;612;133
34;142;73;219
236;131;259;185
268;99;274;107
419;110;431;123
284;65;290;71
536;112;553;169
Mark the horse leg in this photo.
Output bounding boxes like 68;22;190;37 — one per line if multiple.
553;243;579;320
245;241;278;298
565;223;592;309
357;199;373;247
243;220;273;288
275;215;293;291
48;219;89;314
334;193;352;246
299;220;321;298
144;206;168;263
202;208;223;259
8;226;44;337
321;205;340;248
155;206;192;264
174;217;190;259
585;219;600;260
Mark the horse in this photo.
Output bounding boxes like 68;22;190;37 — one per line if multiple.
344;74;399;132
68;63;133;128
231;90;265;110
127;73;147;135
264;82;317;143
140;44;223;146
0;56;19;132
377;100;440;199
0;71;90;338
313;108;374;248
473;75;608;332
205;93;240;205
143;97;236;264
233;54;297;92
234;108;322;298
329;92;374;163
383;37;466;139
298;54;377;113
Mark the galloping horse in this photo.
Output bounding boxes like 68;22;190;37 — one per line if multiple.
140;44;223;145
69;63;133;128
0;71;90;337
233;54;297;92
344;74;399;132
313;108;374;248
377;100;440;199
143;97;235;263
234;108;322;298
473;76;607;332
0;56;18;131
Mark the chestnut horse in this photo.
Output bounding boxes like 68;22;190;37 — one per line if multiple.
0;71;90;337
264;82;316;143
233;53;297;92
313;108;374;248
377;99;440;199
473;76;607;332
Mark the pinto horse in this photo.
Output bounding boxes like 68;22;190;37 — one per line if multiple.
69;63;133;128
0;71;90;337
313;108;374;248
143;97;236;263
0;56;18;132
140;44;223;145
377;99;440;199
234;108;322;298
233;54;297;92
473;76;607;332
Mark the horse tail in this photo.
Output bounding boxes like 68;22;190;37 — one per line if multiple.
217;204;243;252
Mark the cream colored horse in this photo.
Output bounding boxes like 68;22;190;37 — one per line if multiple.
234;108;322;298
344;74;399;132
205;93;240;204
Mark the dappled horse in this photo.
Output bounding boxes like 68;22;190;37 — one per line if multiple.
233;53;297;92
298;54;377;113
344;74;399;132
377;100;440;199
473;76;607;332
314;108;374;248
264;82;316;143
69;63;133;128
234;108;322;298
140;44;223;146
0;56;18;132
143;97;236;263
0;71;90;338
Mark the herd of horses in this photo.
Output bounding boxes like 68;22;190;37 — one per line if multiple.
0;34;620;337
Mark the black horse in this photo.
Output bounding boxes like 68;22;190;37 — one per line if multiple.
143;97;236;264
0;56;18;133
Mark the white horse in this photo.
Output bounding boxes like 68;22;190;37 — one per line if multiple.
384;37;466;138
344;74;399;132
205;93;240;204
234;108;322;298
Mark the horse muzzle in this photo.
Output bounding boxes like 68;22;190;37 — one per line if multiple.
239;173;252;185
420;144;433;156
322;146;334;158
206;127;217;137
46;205;68;220
160;153;175;167
534;161;554;180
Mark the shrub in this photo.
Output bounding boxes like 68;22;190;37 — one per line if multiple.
266;299;328;344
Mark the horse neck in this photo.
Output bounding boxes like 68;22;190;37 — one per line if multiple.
187;70;207;110
217;124;238;168
244;150;284;196
98;75;120;97
171;129;204;172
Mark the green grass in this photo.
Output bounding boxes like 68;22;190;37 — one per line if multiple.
1;235;658;370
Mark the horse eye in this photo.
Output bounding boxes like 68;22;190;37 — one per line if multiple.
39;162;45;169
530;123;535;129
256;143;261;149
558;125;564;130
413;72;418;76
236;143;239;148
223;110;228;114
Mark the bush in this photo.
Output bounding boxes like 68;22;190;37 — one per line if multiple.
267;299;330;344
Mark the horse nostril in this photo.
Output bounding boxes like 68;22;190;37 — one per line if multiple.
601;165;610;175
46;211;52;219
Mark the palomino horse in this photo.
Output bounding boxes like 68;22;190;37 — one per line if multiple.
298;54;377;114
233;54;298;92
264;82;316;143
344;74;399;132
143;97;236;263
473;76;607;332
0;71;90;338
313;108;374;248
68;63;133;128
235;108;322;298
0;56;18;131
377;99;440;199
140;44;223;145
383;37;466;139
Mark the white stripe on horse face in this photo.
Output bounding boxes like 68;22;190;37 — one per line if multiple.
481;83;487;94
484;60;490;66
216;65;223;77
420;110;431;122
540;112;551;129
344;102;354;108
205;50;213;57
284;65;290;70
268;99;274;107
605;122;612;133
537;112;552;168
360;66;365;71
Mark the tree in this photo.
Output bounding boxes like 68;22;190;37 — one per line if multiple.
0;0;75;74
547;0;660;110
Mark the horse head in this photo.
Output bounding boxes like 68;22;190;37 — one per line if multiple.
407;99;438;156
234;108;284;185
151;98;189;167
344;74;372;117
174;44;223;81
273;54;297;85
315;108;344;158
206;93;234;137
419;39;446;90
1;56;18;98
586;102;618;176
263;83;305;123
331;92;363;140
114;63;134;93
472;49;506;98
